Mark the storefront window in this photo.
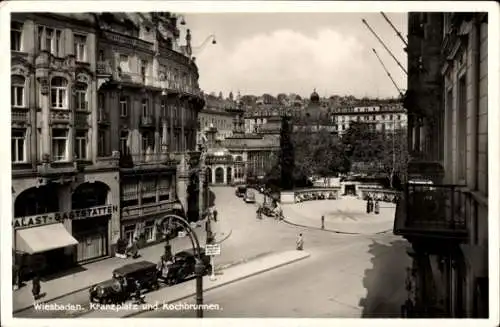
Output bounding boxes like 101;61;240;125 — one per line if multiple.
144;221;155;242
124;224;135;246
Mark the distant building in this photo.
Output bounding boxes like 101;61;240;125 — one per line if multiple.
332;103;407;134
198;92;237;141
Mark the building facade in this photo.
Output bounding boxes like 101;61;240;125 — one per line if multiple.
332;103;407;135
198;92;237;141
394;12;488;318
11;12;205;278
201;97;279;185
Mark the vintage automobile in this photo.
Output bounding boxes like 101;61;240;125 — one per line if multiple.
89;260;159;304
158;249;212;286
235;185;247;197
244;190;256;203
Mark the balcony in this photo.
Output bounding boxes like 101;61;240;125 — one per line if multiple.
12;108;29;125
121;201;177;220
140;115;155;128
97;60;113;77
119;152;177;169
393;183;468;244
75;112;89;127
50;109;71;124
98;111;110;124
102;30;154;53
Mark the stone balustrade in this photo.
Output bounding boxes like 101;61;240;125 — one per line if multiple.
280;187;341;204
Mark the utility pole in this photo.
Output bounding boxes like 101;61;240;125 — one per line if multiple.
362;18;408;75
380;12;408;47
371;48;404;97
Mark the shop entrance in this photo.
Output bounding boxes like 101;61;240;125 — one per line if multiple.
345;184;356;196
72;182;111;262
215;167;224;184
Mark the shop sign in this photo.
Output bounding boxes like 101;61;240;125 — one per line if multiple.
13;205;118;230
205;244;221;256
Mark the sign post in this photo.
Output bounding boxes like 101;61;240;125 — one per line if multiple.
205;244;221;281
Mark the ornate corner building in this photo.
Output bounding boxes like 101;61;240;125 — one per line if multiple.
395;13;488;317
10;13;206;278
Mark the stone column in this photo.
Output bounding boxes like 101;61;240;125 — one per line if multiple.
180;100;185;151
109;90;120;153
59;184;74;261
176;154;189;214
108;172;121;256
161;120;169;159
223;167;227;185
41;78;51;160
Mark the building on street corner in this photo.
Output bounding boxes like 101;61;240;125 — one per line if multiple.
394;12;488;317
11;12;206;280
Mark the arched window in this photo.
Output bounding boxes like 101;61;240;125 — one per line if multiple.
75;83;88;111
11;75;25;107
51;77;68;109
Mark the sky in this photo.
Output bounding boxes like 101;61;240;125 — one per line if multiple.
182;12;408;99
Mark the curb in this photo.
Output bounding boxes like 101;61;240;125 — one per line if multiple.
282;218;392;236
13;227;234;315
122;251;311;318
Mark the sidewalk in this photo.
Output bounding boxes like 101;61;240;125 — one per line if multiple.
81;250;311;318
13;220;232;313
282;197;396;235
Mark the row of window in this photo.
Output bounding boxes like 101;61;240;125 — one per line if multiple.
336;122;404;131
11;22;88;62
12;126;197;164
12;128;88;163
115;54;195;92
98;94;196;122
200;117;233;130
11;75;88;110
336;114;403;122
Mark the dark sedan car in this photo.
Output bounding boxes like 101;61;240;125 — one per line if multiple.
158;249;212;285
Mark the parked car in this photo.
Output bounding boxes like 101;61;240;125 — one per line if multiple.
244;190;256;203
89;260;159;304
235;185;247;197
159;249;212;285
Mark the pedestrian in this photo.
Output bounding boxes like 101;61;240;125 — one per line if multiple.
32;276;41;301
213;208;218;222
321;215;325;229
134;279;144;303
296;233;304;251
374;199;380;215
256;205;262;219
366;196;373;214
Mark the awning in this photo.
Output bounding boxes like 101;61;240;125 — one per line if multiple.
16;223;78;254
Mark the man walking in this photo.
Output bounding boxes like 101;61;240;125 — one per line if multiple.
213;207;218;222
321;215;325;230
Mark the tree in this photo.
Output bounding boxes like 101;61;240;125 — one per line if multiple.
279;115;295;190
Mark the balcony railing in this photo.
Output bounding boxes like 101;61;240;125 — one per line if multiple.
12;108;29;123
394;183;468;242
98;111;110;123
96;60;113;76
122;201;176;220
140;115;155;127
119;152;176;168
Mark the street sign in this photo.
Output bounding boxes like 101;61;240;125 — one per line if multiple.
205;244;221;256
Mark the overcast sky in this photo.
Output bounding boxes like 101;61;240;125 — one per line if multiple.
182;12;408;99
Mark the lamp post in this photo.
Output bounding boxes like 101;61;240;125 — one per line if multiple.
160;214;204;318
198;134;215;245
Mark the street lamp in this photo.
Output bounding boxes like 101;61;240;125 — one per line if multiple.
159;214;205;318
